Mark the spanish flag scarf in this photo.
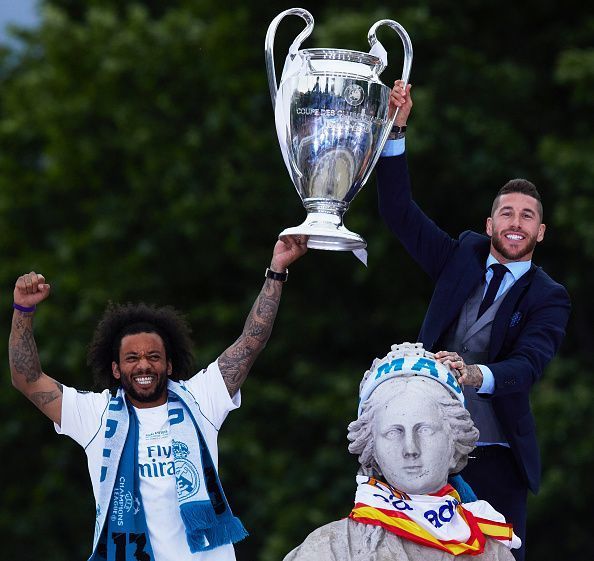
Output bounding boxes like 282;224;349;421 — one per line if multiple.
349;476;520;556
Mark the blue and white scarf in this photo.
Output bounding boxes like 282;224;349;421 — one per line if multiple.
89;381;247;560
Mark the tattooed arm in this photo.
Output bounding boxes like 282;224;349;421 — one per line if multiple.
9;272;63;424
218;236;308;396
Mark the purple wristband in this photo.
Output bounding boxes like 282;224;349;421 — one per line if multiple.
13;303;36;313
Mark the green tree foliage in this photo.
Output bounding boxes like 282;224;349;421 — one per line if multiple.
0;1;592;559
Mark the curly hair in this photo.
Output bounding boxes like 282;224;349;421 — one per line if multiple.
348;376;479;477
87;302;195;393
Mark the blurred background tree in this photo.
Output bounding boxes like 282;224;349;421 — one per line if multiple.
0;0;591;559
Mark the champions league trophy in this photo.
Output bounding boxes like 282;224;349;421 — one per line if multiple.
265;8;413;250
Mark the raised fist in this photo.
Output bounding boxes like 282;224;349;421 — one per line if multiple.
14;271;51;309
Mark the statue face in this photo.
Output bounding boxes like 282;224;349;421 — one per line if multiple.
372;379;455;494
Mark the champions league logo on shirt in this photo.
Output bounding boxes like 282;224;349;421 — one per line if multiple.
173;440;200;500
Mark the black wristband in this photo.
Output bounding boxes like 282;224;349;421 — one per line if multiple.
388;125;407;140
265;267;288;282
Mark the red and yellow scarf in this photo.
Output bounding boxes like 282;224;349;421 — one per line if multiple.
349;476;520;556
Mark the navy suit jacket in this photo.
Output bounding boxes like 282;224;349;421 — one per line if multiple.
377;154;571;493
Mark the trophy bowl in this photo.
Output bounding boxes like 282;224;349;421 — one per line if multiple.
265;9;413;251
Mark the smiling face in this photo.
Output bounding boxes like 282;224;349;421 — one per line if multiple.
486;192;546;263
372;379;455;494
112;332;172;408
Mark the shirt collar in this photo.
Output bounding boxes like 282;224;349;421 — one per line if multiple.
486;254;532;282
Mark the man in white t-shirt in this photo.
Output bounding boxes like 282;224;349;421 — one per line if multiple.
9;235;307;561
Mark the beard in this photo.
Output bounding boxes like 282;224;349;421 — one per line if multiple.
491;230;538;261
119;368;169;404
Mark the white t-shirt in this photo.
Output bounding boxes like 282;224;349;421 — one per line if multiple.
55;361;241;561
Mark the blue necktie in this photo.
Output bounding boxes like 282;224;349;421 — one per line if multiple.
477;263;509;319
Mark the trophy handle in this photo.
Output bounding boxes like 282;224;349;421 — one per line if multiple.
265;8;314;108
358;20;413;189
367;19;413;88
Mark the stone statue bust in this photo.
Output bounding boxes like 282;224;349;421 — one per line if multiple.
284;343;519;561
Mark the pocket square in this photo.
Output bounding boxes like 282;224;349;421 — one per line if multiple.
510;311;522;327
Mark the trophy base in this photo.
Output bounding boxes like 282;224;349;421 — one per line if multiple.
280;212;366;251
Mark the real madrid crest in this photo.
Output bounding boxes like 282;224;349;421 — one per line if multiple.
173;440;200;500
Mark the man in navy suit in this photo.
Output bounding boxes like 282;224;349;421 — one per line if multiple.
376;82;570;561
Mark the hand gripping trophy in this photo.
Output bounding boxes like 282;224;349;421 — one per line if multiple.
265;8;413;251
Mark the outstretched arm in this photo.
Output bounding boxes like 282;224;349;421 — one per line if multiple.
218;235;308;396
378;81;458;281
9;272;63;424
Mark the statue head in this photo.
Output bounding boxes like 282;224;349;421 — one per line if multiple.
348;343;479;494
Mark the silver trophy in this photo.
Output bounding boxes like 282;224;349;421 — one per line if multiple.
265;8;413;250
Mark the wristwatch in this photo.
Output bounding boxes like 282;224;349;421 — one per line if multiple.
388;125;407;140
265;268;288;282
